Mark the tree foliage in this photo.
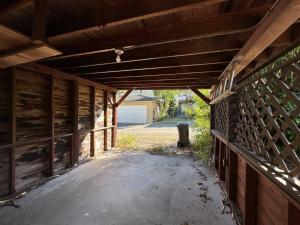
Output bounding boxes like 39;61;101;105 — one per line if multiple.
154;90;179;119
188;89;212;161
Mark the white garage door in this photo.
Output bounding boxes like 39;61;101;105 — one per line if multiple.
118;105;147;124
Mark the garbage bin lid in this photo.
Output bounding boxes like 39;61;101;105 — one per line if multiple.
177;121;190;126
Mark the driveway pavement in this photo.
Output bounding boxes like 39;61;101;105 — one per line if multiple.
117;118;195;149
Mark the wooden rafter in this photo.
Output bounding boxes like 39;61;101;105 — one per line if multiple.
47;32;245;61
78;64;225;78
74;63;228;75
47;0;226;38
60;53;233;71
0;0;32;15
89;72;220;81
190;88;211;104
222;0;300;79
48;5;270;58
115;89;134;107
108;80;211;86
116;85;206;90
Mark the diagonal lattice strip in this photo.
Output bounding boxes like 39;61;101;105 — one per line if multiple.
213;98;228;136
235;47;300;179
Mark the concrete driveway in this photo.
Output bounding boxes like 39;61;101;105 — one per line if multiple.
0;152;234;225
118;118;195;149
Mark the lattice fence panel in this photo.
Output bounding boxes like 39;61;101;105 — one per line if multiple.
213;98;228;136
235;50;300;179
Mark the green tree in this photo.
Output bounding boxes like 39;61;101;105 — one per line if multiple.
154;90;178;119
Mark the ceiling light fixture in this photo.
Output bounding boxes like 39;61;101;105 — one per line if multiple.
115;49;124;63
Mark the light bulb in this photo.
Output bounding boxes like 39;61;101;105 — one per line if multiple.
116;55;121;63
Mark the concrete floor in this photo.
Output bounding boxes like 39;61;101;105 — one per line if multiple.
0;152;235;225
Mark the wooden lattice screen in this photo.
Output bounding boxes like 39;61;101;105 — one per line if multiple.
212;45;300;181
236;49;300;183
212;98;228;136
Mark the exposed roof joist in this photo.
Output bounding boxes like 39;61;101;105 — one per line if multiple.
79;64;225;78
47;5;270;60
90;72;220;82
222;0;300;79
60;52;233;71
0;0;32;16
47;0;226;38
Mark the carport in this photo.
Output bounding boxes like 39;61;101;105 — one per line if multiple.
0;0;300;225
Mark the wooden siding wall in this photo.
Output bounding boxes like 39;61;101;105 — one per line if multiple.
213;137;300;225
0;66;115;198
0;71;11;197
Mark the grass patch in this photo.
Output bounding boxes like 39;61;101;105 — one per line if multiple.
117;134;137;149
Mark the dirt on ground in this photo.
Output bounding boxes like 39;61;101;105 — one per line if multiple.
117;118;195;150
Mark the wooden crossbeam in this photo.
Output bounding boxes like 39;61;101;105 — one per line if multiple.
74;63;228;75
222;0;300;79
47;0;225;38
116;85;207;90
190;88;211;104
60;53;233;71
0;0;32;15
48;5;269;58
97;75;218;85
115;89;134;107
77;64;226;78
89;72;220;81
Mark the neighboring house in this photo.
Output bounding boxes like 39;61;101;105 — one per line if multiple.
117;90;160;124
177;93;196;115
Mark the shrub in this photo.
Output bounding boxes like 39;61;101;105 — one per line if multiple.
190;89;211;162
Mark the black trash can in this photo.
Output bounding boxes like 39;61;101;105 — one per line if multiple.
177;121;190;148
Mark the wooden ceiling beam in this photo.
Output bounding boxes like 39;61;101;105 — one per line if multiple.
88;72;220;81
0;0;32;16
190;88;211;104
112;83;206;87
72;62;229;75
117;86;206;90
223;0;300;78
47;0;226;38
60;53;233;71
48;5;270;59
63;35;245;75
116;89;134;107
98;77;213;85
78;64;225;78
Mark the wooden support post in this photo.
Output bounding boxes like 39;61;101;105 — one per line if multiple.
104;91;108;151
10;69;16;195
226;93;237;196
90;86;95;157
214;137;220;170
32;0;48;43
244;163;258;225
284;200;300;225
115;89;134;107
218;141;226;181
227;149;237;201
190;88;211;104
112;92;117;148
49;77;54;176
72;81;79;165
